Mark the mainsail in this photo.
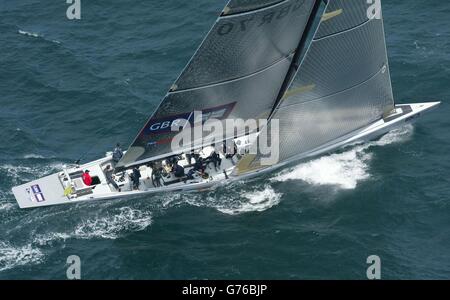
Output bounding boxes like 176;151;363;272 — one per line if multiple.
236;0;395;173
118;0;318;168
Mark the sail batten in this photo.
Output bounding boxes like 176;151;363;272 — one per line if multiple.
167;52;296;95
280;65;390;110
313;17;370;41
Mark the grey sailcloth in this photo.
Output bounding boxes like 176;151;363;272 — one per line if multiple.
236;0;395;174
118;0;317;168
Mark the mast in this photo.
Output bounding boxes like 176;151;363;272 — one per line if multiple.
268;0;325;120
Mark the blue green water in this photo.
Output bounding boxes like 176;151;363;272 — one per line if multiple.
0;0;449;279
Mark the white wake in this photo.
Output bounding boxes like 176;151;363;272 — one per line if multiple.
216;185;282;215
271;125;414;190
18;30;60;44
18;30;40;38
0;241;44;272
34;207;153;245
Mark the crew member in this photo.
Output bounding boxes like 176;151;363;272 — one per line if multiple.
104;165;120;192
193;157;205;174
151;166;163;187
173;163;185;178
82;170;93;186
131;166;141;190
112;143;123;165
208;150;221;171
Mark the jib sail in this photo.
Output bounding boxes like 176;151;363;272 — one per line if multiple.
236;0;395;174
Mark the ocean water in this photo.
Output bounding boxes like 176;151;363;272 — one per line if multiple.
0;0;449;279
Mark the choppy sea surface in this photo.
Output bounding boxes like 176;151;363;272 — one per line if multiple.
0;1;449;279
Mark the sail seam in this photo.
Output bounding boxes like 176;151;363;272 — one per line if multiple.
220;0;288;18
313;18;372;41
168;53;294;94
278;65;387;110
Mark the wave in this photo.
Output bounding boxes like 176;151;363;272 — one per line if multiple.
272;150;371;190
0;202;15;212
18;30;40;38
180;184;283;216
0;162;65;185
34;207;153;245
0;241;44;272
271;125;414;190
23;154;46;159
18;30;60;44
216;186;282;215
0;188;16;212
73;207;152;239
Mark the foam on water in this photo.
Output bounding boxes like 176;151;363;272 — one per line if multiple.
271;125;414;190
0;241;44;272
18;30;60;44
272;151;371;190
0;162;65;185
18;30;40;38
0;202;15;212
216;186;282;215
23;154;46;159
0;189;16;212
34;207;153;244
181;184;283;216
73;207;152;239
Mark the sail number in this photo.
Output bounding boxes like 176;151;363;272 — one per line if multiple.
218;0;307;35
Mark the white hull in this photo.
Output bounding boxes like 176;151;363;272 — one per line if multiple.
12;102;440;209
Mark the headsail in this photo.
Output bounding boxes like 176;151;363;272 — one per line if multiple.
117;0;318;168
236;0;395;173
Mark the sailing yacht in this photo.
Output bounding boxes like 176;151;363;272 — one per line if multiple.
13;0;440;208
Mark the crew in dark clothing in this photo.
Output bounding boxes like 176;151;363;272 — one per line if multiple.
184;157;204;180
104;165;120;192
173;163;185;178
151;166;164;187
186;168;196;180
131;166;141;190
224;141;238;165
112;143;123;165
193;157;205;173
208;150;222;171
167;155;179;166
185;150;194;165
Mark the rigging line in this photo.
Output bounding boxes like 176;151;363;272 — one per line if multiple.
74;126;120;164
74;138;105;164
